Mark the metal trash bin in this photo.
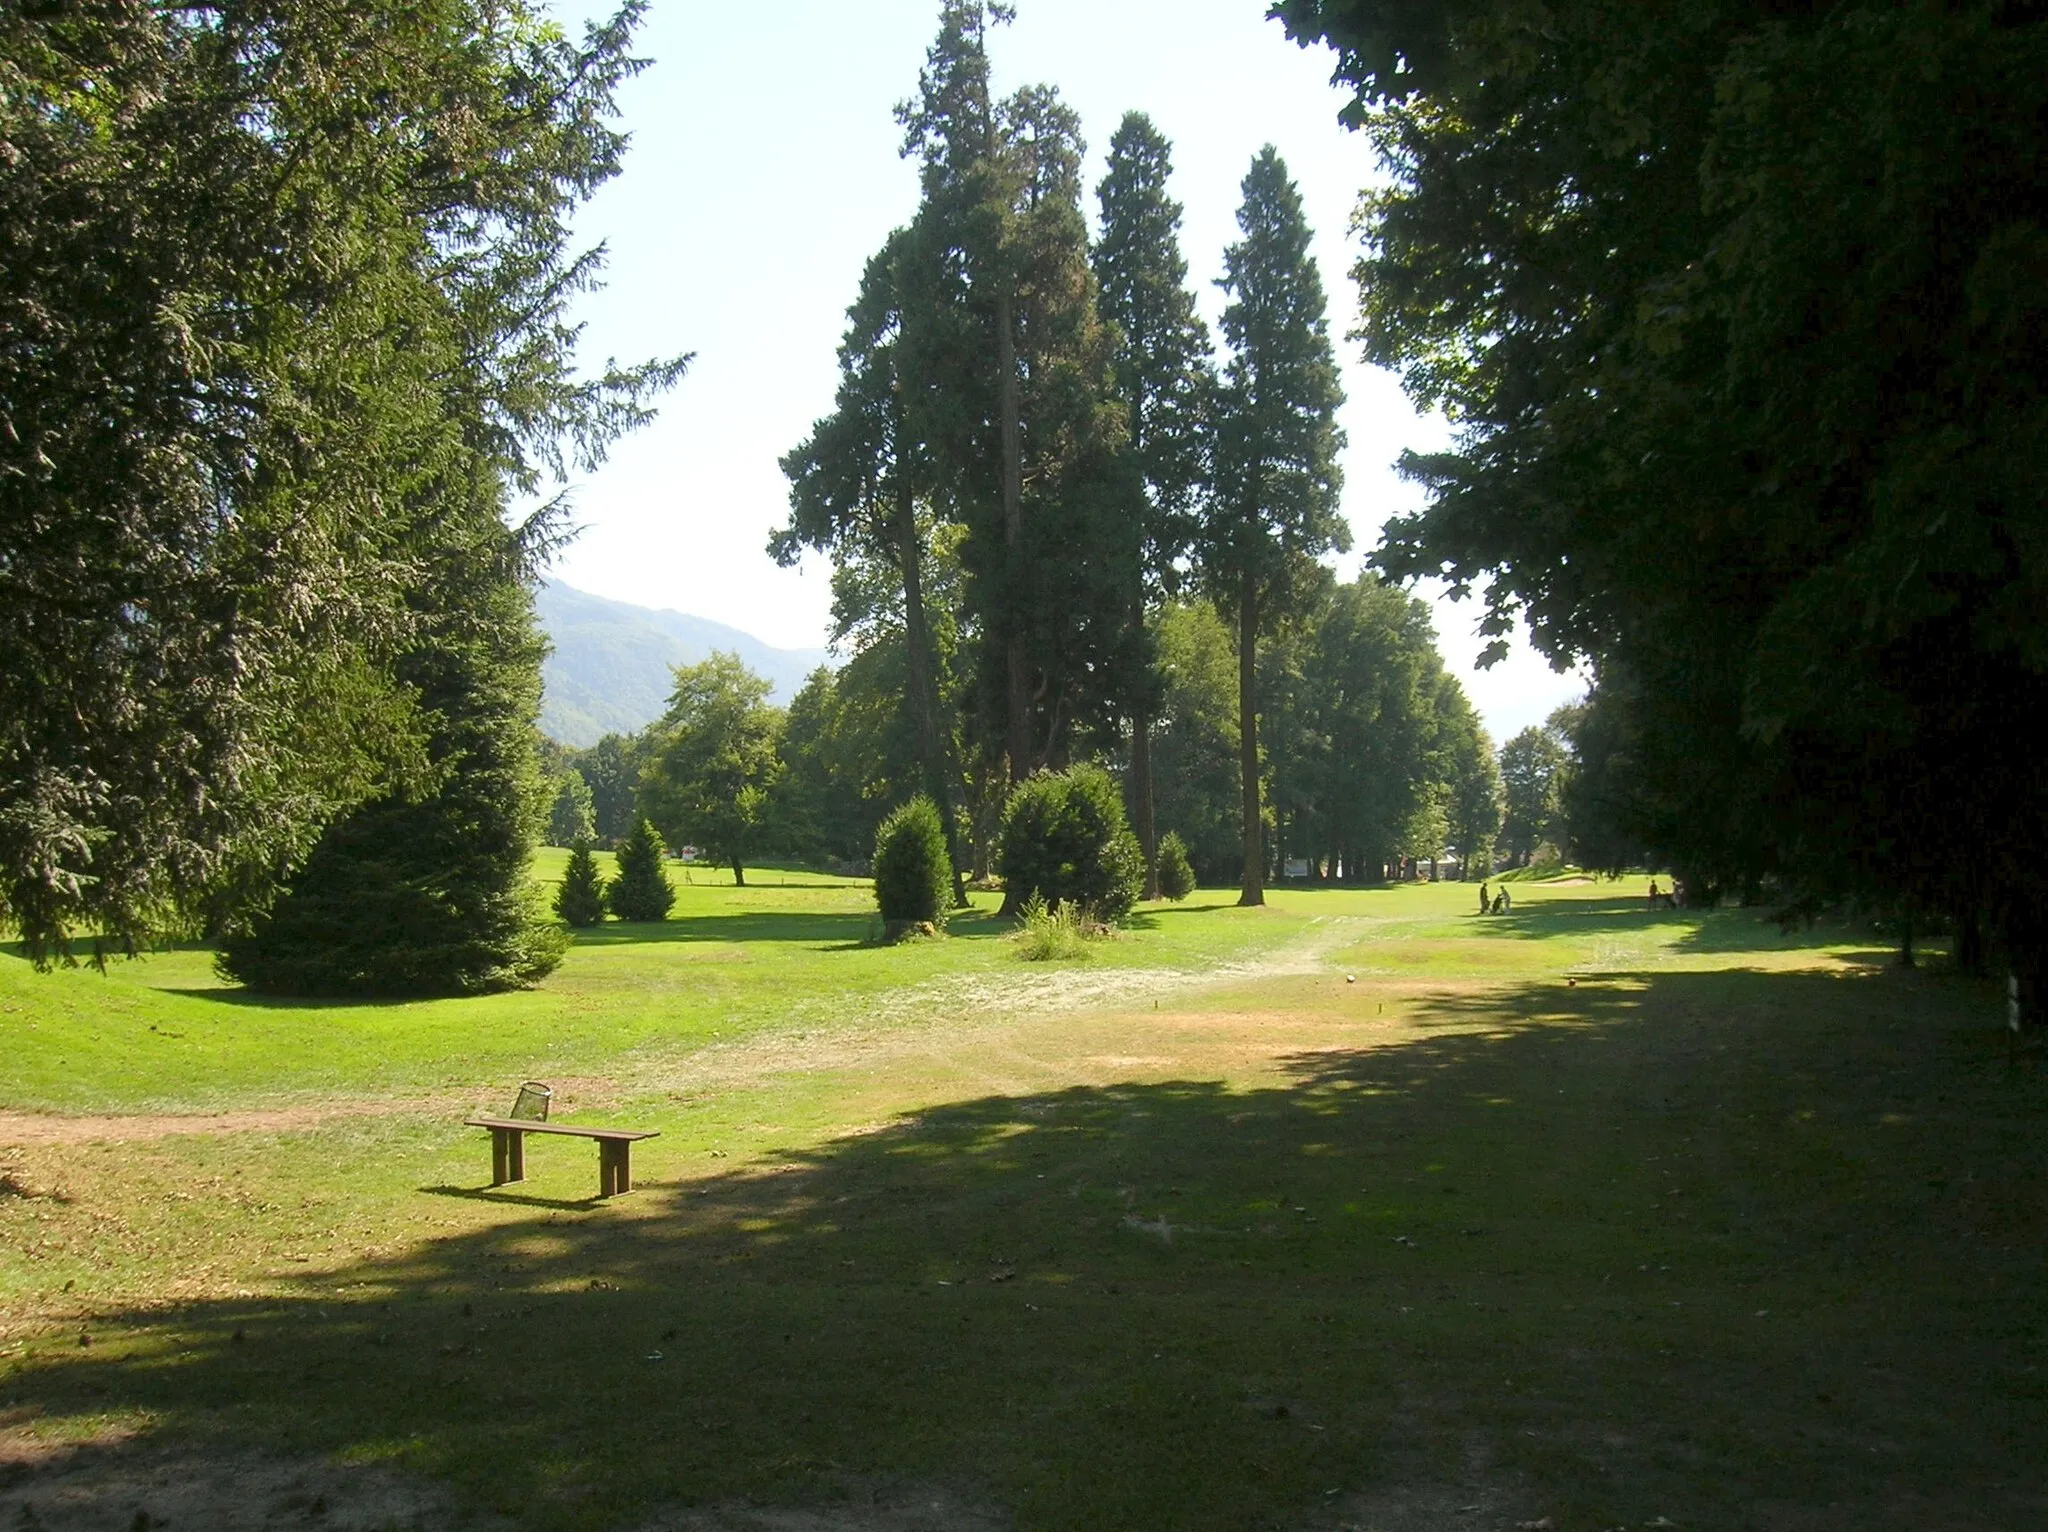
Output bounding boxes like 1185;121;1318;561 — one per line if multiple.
509;1081;552;1121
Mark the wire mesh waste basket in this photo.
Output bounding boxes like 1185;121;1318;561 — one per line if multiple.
509;1081;552;1121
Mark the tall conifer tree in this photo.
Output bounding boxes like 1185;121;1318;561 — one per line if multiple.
1094;113;1214;899
895;2;1132;826
776;231;967;905
1199;149;1349;906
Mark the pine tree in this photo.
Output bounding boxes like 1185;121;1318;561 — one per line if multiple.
555;840;607;927
1199;149;1349;907
0;1;683;962
607;818;675;923
1094;113;1215;899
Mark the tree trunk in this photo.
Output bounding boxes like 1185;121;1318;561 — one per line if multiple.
997;286;1029;786
1237;577;1263;907
891;426;968;909
997;285;1029;920
732;856;745;888
1957;907;1985;976
1132;712;1159;901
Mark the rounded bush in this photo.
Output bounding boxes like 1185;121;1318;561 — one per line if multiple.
873;795;952;929
998;764;1144;922
1155;831;1197;902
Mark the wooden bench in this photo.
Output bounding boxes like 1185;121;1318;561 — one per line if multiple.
463;1116;659;1198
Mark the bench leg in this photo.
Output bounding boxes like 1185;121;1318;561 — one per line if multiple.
599;1139;631;1197
491;1127;525;1186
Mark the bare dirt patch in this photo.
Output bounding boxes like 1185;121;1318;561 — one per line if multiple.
0;1075;628;1148
0;1102;416;1147
0;1433;509;1531
636;1487;1005;1532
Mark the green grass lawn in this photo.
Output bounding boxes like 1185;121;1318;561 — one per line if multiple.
3;873;2043;1530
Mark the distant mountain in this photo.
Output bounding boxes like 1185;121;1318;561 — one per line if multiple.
534;579;832;747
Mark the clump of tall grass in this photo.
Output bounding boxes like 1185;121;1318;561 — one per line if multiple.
1013;894;1093;960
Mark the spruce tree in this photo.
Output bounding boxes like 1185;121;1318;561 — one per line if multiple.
607;817;675;923
218;534;566;998
555;839;607;927
1199;149;1349;907
1094;113;1215;899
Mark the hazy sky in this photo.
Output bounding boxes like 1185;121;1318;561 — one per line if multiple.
537;0;1586;741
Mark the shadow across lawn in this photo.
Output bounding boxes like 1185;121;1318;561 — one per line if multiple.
6;967;2040;1532
1451;895;1891;958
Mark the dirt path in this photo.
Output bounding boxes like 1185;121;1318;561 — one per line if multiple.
638;913;1375;1097
0;1100;442;1147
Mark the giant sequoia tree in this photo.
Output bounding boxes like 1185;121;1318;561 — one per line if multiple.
0;1;681;961
1198;148;1348;907
1093;112;1215;899
896;3;1135;801
776;231;967;903
1279;0;2048;999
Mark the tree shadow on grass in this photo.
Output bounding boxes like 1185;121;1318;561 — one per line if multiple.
5;968;2040;1532
1452;895;1893;959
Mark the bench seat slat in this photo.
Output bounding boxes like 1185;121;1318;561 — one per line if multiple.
464;1117;658;1142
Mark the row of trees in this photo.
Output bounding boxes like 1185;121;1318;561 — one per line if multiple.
770;2;1387;910
547;564;1509;895
1276;1;2047;996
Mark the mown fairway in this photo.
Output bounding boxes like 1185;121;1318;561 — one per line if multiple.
2;872;2042;1530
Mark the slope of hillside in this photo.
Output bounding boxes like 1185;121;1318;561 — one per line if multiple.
535;580;831;746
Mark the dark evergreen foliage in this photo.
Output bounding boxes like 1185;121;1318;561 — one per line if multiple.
1198;149;1349;907
1093;112;1216;899
1155;832;1198;903
873;796;953;930
998;765;1144;921
606;818;674;924
217;564;565;998
554;840;607;928
897;4;1139;792
0;0;684;961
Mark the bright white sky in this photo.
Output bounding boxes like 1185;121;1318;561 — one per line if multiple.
537;0;1585;742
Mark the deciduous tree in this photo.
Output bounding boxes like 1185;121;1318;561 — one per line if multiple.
641;653;783;887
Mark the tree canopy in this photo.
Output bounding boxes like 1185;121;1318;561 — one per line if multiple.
1279;0;2048;991
0;0;684;961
